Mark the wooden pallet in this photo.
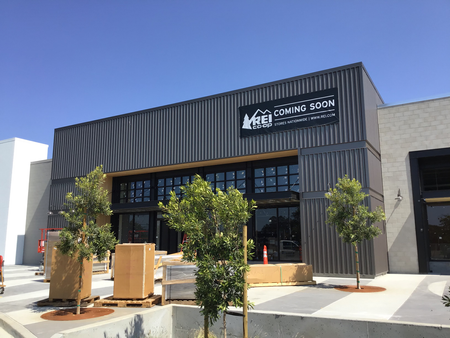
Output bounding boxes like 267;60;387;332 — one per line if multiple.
37;295;100;307
94;294;161;308
249;280;316;288
164;299;197;306
92;270;108;275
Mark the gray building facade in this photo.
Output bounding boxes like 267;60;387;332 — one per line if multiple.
48;63;388;277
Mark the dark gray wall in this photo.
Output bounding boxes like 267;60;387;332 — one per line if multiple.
49;62;388;276
51;63;369;181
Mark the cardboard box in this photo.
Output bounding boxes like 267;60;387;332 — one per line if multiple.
49;248;93;300
247;264;281;284
44;231;60;280
276;263;313;282
114;243;155;299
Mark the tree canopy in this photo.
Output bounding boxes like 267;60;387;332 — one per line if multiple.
159;175;256;336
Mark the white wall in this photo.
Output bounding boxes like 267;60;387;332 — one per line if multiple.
378;96;450;273
0;138;48;264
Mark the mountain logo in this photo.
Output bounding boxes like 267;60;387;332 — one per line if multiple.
242;109;273;130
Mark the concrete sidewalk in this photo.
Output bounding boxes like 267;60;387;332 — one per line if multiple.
0;265;449;337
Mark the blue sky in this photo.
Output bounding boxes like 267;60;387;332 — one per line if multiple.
1;1;449;158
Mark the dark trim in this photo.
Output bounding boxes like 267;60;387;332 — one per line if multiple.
409;147;450;274
244;191;300;206
300;141;368;156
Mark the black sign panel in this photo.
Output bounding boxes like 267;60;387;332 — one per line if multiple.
239;88;339;137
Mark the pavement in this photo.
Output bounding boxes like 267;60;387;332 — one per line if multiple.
0;264;450;337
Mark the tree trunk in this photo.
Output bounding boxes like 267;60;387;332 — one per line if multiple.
243;225;248;338
354;244;361;289
76;211;87;315
204;315;209;338
223;312;227;338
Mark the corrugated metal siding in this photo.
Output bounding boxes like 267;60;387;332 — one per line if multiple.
301;198;374;276
48;179;76;211
301;148;369;193
51;64;365;180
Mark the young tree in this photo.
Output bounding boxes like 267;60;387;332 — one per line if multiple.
159;175;256;338
59;165;118;314
325;175;385;289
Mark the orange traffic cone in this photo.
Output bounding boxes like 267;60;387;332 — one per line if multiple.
263;245;268;264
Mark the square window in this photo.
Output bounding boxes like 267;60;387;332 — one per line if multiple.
136;189;143;197
120;183;128;190
216;182;225;190
277;166;288;175
216;172;224;181
157;179;164;187
182;176;190;184
128;198;135;203
226;171;235;180
266;167;276;176
136;181;143;189
158;196;164;201
144;197;150;202
289;164;299;174
206;174;214;182
236;180;246;189
266;177;276;186
144;189;150;196
174;177;181;186
130;182;136;189
255;178;264;187
158;187;164;195
135;198;142;203
166;178;173;186
290;175;299;185
165;187;172;195
144;180;151;188
226;181;234;189
120;198;126;203
255;168;264;178
266;187;276;192
120;191;127;199
237;170;246;179
191;175;196;182
174;186;181;194
255;188;265;193
278;176;288;186
129;191;135;198
278;186;288;192
238;189;246;194
291;186;300;192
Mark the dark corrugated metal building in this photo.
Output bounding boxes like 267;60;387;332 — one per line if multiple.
48;62;388;277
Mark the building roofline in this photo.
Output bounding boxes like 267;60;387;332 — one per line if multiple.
378;93;450;109
55;62;366;132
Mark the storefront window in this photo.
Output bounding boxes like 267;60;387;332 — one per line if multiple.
119;180;151;203
206;170;246;193
157;175;195;200
254;164;299;193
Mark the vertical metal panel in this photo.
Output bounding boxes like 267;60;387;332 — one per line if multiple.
301;148;369;193
302;197;374;276
51;63;367;180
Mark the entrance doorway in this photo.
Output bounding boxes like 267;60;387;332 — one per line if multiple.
118;213;150;244
254;207;301;262
426;203;450;261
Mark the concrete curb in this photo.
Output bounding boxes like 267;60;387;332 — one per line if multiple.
0;312;37;338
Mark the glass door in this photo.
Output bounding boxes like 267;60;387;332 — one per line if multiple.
118;213;150;243
255;207;301;262
427;204;450;260
255;208;278;260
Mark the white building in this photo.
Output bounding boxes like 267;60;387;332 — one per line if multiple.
0;138;48;264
